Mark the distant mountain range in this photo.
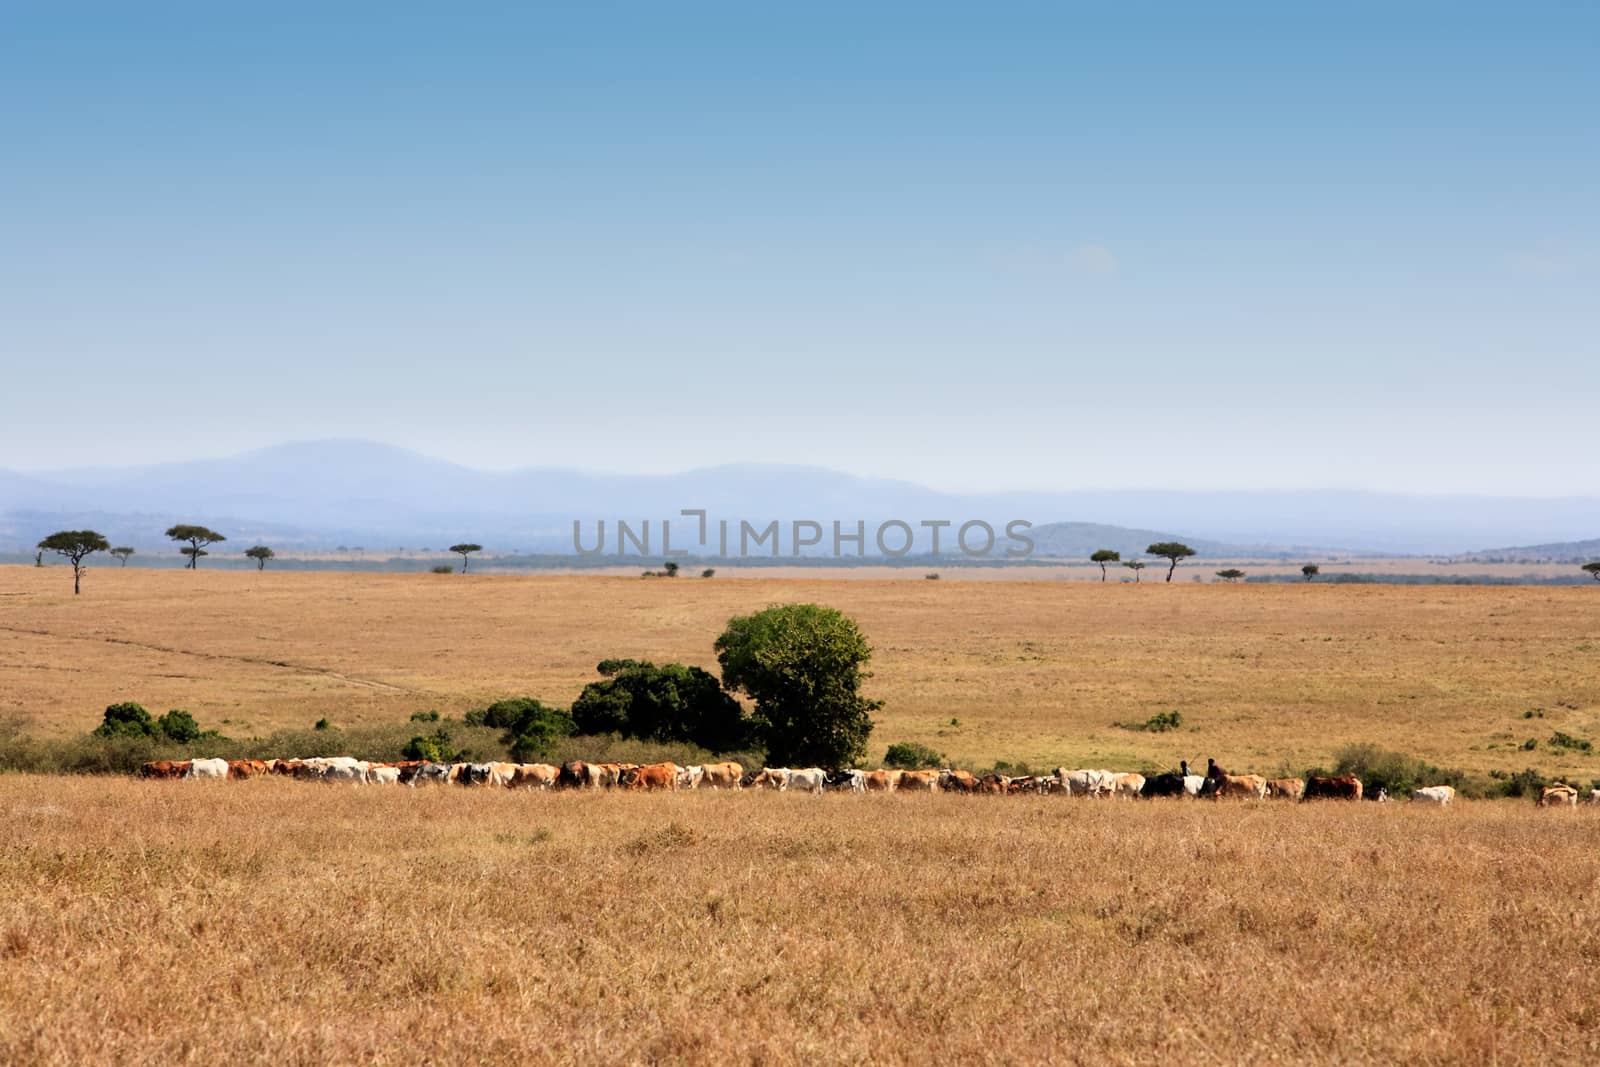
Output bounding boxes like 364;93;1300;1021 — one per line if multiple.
1448;538;1600;563
2;440;1596;558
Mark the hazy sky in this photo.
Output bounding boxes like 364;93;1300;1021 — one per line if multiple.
2;3;1595;493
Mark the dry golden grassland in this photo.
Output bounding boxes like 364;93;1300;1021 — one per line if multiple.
2;777;1598;1064
3;566;1598;778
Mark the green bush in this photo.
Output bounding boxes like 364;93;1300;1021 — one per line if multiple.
570;659;750;752
1548;731;1592;753
1325;743;1464;798
157;709;202;743
93;702;156;740
883;741;945;770
409;709;441;723
464;697;575;762
430;564;455;574
401;729;458;763
314;718;333;731
1117;710;1184;732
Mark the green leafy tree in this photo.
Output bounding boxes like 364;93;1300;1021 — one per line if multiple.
1090;549;1120;582
715;603;881;767
1584;562;1600;582
1146;542;1196;583
663;561;680;577
110;547;135;567
1121;559;1145;583
94;702;156;739
245;545;275;570
571;659;750;751
157;709;202;743
37;530;109;595
1302;563;1320;582
1215;568;1245;583
449;543;482;573
701;568;716;578
166;525;226;569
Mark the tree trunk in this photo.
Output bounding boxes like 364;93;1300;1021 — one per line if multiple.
73;564;81;595
1166;559;1177;582
257;558;265;571
1099;563;1106;582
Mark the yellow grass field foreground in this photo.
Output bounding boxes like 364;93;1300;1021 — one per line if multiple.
4;566;1599;777
1;776;1598;1063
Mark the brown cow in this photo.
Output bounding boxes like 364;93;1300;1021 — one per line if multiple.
1209;773;1267;799
509;763;561;790
1539;784;1579;808
139;760;190;779
863;769;902;792
1265;777;1305;800
1304;775;1363;801
940;769;980;793
621;761;680;791
700;761;744;790
896;769;941;792
227;759;269;779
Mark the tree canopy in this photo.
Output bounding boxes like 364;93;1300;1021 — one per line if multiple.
715;603;880;768
1582;561;1600;581
37;529;109;594
1302;563;1320;581
166;525;226;569
1089;548;1121;581
1215;568;1245;583
245;545;275;570
449;543;483;572
1146;542;1196;582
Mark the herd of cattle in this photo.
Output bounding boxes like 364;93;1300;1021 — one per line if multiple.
137;755;1599;806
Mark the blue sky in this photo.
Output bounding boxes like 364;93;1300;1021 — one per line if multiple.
1;2;1594;493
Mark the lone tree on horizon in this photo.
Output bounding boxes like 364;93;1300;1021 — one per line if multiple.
1090;549;1121;582
1216;568;1245;583
38;530;109;595
245;545;276;571
1122;559;1145;582
110;546;135;567
449;543;482;573
1147;542;1196;583
1302;563;1320;582
1584;562;1600;582
166;525;226;569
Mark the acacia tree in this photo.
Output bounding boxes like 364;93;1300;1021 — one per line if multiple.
110;547;135;567
1090;549;1120;582
715;603;881;767
1584;562;1600;582
1216;568;1245;583
166;525;226;569
245;545;275;571
1302;563;1320;582
37;530;109;595
1147;542;1196;583
449;543;482;573
1122;559;1145;583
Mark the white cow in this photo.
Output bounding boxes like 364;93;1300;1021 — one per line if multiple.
367;765;400;785
1112;772;1146;798
784;768;827;794
1182;775;1205;798
1589;789;1600;806
184;757;229;780
676;765;705;790
1057;768;1114;797
406;762;456;786
312;756;370;784
1412;785;1455;806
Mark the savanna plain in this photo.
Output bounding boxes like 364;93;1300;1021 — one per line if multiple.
3;567;1599;1063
